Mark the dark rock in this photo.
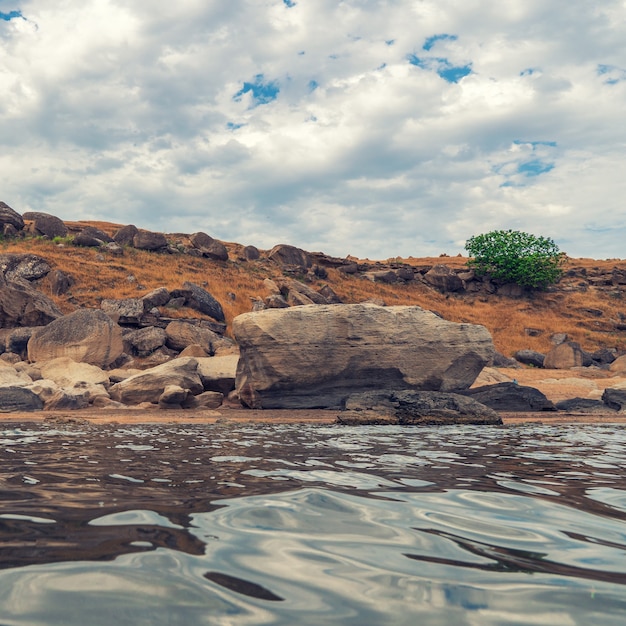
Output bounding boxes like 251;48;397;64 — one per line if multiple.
165;320;220;353
277;278;328;305
424;265;463;292
514;349;545;368
461;382;556;411
113;224;139;246
491;352;521;368
0;254;51;281
142;287;170;309
133;230;168;251
338;390;502;425
395;266;415;281
602;388;626;411
0;387;43;412
0;274;63;327
268;244;312;270
366;270;397;284
591;348;616;365
612;268;626;285
337;263;358;274
23;212;68;239
5;327;33;357
496;283;525;297
101;299;146;325
264;294;290;308
124;326;167;356
74;226;113;247
48;270;74;296
318;284;342;304
242;245;260;261
104;242;124;256
524;328;543;337
556;398;614;413
189;232;229;261
0;202;25;231
176;282;225;323
3;224;19;238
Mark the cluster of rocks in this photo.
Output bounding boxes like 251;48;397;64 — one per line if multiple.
513;341;626;372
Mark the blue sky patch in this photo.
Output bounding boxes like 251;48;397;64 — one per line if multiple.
226;122;245;131
597;63;626;84
283;0;296;7
408;54;472;83
423;34;457;51
308;80;318;92
517;159;554;177
1;10;23;21
233;74;280;107
513;140;557;148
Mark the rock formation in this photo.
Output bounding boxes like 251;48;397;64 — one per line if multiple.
234;303;495;409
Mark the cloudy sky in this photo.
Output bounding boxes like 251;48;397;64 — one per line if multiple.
1;1;625;259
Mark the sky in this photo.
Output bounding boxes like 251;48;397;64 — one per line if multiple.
1;1;625;260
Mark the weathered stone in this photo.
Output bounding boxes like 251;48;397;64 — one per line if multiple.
318;285;342;304
0;386;43;412
101;298;146;324
491;352;520;368
48;269;74;296
23;212;68;239
158;384;190;408
175;282;225;323
0;202;25;231
550;333;569;345
338;263;358;274
196;355;238;395
165;321;220;353
0;362;32;387
609;355;626;374
268;244;312;269
193;391;224;409
462;382;556;411
234;304;495;409
74;226;113;247
124;326;167;356
514;350;545;368
543;342;584;369
0;274;63;328
133;230;168;251
264;294;290;309
109;357;203;405
189;232;229;261
142;287;170;309
556;398;614;413
113;224;139;246
424;265;463;292
365;270;397;284
178;344;210;358
591;348;616;365
4;327;33;358
277;278;328;305
44;388;90;410
38;357;110;388
602;388;626;412
0;254;51;281
27;309;124;368
242;245;260;261
612;268;626;285
338;390;501;425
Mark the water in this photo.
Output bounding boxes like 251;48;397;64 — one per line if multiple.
1;421;626;625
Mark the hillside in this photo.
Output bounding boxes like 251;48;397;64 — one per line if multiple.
2;219;626;359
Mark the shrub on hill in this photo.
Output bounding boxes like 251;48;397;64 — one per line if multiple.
465;230;565;290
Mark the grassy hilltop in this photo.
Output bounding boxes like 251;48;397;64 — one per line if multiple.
3;219;626;359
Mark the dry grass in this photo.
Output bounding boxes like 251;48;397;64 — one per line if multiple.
3;230;626;356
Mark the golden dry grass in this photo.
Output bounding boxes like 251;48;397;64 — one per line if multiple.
3;229;626;356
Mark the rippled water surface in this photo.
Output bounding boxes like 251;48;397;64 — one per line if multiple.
1;421;626;625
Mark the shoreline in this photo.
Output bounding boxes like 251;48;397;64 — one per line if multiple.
1;407;625;426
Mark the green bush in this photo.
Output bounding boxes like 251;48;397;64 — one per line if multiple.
464;229;565;290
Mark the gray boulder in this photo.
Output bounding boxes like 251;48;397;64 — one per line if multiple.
514;349;545;368
0;202;25;231
124;326;167;356
556;398;614;413
133;230;168;251
109;357;203;405
268;244;312;269
113;224;139;246
602;388;626;412
0;254;51;281
338;390;502;425
234;303;495;409
27;309;124;367
142;287;170;309
544;342;585;369
0;274;63;327
23;212;68;239
158;384;190;409
424;265;463;292
189;232;229;261
170;282;225;323
74;226;113;247
196;355;238;395
165;320;220;353
0;386;43;412
101;298;146;324
462;382;556;411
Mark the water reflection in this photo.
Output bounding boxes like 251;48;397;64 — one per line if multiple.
1;422;626;624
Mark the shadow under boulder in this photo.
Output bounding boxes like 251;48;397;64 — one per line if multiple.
461;382;556;412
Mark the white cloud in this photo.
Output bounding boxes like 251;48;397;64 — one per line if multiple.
1;0;625;258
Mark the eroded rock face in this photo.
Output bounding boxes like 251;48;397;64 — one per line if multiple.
0;202;25;231
234;304;495;409
27;309;124;367
0;274;63;328
23;212;68;239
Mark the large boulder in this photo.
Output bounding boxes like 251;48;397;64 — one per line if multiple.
196;355;238;395
73;226;113;247
113;224;139;246
0;274;63;327
543;342;585;369
0;362;32;387
170;282;225;323
268;244;312;270
133;230;168;251
602;388;626;412
23;211;68;239
424;265;463;292
234;304;495;409
0;386;43;412
109;357;203;405
338;390;502;425
101;298;146;324
165;320;220;353
38;357;109;388
0;254;51;281
514;349;545;368
124;326;167;356
27;309;124;367
462;382;556;411
189;232;229;261
0;202;25;231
